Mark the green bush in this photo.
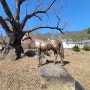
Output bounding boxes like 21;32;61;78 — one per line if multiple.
83;45;90;51
72;46;80;52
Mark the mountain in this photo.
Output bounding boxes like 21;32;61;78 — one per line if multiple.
36;29;90;41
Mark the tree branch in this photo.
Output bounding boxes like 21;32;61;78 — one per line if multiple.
21;0;56;30
20;0;26;4
23;26;64;34
0;0;14;21
54;13;60;27
15;0;26;22
46;0;56;11
61;20;67;30
4;17;11;21
34;0;44;12
0;16;12;34
15;0;20;22
34;15;42;21
0;0;20;32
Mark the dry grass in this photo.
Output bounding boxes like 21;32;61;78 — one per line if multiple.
0;49;90;90
64;49;90;90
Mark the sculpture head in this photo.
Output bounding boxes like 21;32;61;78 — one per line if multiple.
22;33;33;42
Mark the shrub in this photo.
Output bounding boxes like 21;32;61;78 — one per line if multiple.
83;45;90;51
72;46;80;52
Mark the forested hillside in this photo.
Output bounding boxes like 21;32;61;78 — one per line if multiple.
35;28;90;42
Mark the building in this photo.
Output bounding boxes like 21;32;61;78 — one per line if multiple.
62;40;83;49
80;40;90;46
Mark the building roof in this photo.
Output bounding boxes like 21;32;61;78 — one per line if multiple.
63;39;90;44
80;40;90;43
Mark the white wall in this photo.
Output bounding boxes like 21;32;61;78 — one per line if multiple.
62;41;83;49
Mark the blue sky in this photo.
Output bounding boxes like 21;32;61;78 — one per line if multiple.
61;0;90;32
0;0;90;35
40;0;90;33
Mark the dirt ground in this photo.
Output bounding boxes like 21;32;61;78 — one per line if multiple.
0;49;90;90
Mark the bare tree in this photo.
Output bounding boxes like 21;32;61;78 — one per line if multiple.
0;0;66;60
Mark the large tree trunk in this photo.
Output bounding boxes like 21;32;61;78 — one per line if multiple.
11;37;24;59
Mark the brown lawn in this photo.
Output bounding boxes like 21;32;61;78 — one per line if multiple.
0;49;90;90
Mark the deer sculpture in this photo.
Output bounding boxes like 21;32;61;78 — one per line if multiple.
22;33;64;67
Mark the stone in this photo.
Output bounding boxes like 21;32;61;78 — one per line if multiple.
39;64;75;89
39;65;85;90
39;65;75;84
0;47;17;61
5;48;17;61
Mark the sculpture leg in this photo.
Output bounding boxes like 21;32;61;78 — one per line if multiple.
59;49;64;66
60;56;64;66
54;50;58;64
37;49;42;67
54;53;58;64
61;44;64;65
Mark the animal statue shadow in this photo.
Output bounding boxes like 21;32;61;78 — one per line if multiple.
22;33;64;67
